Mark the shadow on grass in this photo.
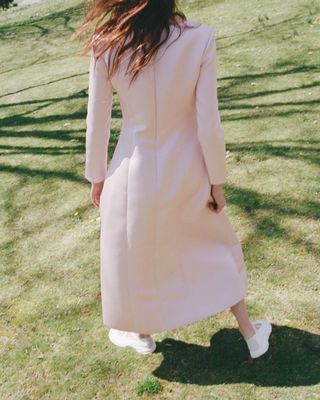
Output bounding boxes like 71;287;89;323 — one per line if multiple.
216;57;320;121
0;128;83;141
0;107;122;130
0;75;88;100
227;139;320;166
153;324;320;386
218;8;318;42
0;143;84;155
0;4;84;39
217;4;319;51
0;164;84;182
226;184;319;219
226;184;319;258
0;89;88;108
220;74;319;101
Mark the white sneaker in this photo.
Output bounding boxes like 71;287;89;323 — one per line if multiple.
108;328;157;354
245;319;272;358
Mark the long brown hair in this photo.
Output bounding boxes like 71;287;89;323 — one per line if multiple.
71;0;194;84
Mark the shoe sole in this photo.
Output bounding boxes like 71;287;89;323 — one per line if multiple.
108;330;157;354
250;321;272;358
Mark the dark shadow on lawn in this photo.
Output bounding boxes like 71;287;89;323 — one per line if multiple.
0;130;119;182
0;89;89;108
225;184;320;258
0;107;122;128
222;107;318;122
1;131;118;157
1;110;87;127
0;91;122;131
153;324;320;387
0;4;84;40
216;62;319;120
0;143;84;155
220;81;319;103
0;164;84;183
217;2;319;43
0;74;88;99
226;184;319;220
219;64;319;83
0;128;84;141
227;140;320;166
217;5;320;51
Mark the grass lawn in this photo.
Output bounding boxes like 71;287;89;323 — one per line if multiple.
0;0;319;398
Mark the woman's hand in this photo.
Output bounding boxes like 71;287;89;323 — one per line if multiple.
90;180;104;209
208;184;226;214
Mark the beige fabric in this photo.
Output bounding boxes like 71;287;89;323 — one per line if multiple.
85;19;248;334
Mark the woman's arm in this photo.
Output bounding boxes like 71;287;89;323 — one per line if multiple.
84;48;113;184
195;27;227;186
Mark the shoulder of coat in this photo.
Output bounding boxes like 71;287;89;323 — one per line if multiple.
184;20;215;39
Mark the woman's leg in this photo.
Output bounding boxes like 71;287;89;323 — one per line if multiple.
135;299;256;339
230;298;256;340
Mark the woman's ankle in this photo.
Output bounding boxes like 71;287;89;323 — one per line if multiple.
239;324;256;340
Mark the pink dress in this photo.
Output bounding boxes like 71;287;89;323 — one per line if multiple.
85;19;248;334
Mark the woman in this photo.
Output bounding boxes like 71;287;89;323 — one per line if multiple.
72;0;272;358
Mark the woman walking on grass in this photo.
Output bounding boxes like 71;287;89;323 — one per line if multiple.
72;0;272;358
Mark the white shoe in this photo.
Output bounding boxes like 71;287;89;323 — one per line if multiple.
108;328;156;354
245;319;272;358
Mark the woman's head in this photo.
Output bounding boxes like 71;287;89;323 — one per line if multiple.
72;0;191;83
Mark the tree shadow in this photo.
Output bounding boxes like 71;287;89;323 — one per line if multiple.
223;183;319;259
0;107;122;129
219;64;319;83
0;4;84;40
152;324;320;387
0;128;82;140
220;79;319;102
226;184;319;220
217;4;319;50
0;164;84;182
0;143;84;155
211;59;320;123
227;139;319;166
218;9;316;41
0;74;88;99
0;89;88;109
216;60;319;122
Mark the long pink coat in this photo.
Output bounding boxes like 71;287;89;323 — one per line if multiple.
85;19;248;334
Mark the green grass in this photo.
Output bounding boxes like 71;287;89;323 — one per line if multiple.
136;376;162;396
1;0;320;399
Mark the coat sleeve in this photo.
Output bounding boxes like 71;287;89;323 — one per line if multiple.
195;28;227;185
84;48;113;184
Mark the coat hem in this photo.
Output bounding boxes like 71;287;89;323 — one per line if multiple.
102;271;248;335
